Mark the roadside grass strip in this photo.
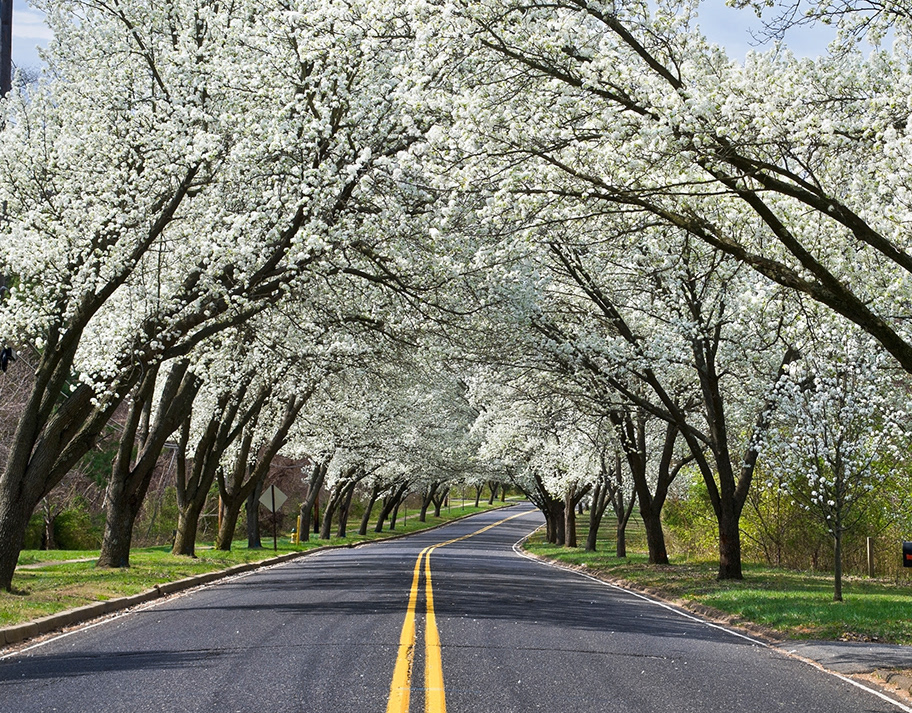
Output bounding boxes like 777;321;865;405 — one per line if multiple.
515;538;912;713
2;504;506;629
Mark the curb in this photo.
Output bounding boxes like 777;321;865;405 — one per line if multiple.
877;669;912;697
1;504;515;650
517;547;782;645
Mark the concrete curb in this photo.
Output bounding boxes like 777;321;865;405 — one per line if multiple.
0;504;514;650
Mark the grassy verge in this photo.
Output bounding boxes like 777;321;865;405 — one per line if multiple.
2;502;502;628
524;520;912;645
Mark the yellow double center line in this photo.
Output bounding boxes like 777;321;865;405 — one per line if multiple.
385;510;531;713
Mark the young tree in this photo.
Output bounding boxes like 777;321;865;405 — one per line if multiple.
761;333;909;600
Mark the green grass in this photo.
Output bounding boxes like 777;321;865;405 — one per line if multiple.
2;502;502;628
524;518;912;645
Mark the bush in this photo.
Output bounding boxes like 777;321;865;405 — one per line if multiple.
55;497;103;549
663;478;717;560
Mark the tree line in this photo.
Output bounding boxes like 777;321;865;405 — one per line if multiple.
0;0;910;600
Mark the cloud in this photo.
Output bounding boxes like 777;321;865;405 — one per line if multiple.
13;9;54;42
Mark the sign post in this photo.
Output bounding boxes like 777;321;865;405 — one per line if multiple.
259;485;287;552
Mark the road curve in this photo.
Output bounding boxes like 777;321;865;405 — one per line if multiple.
0;504;907;713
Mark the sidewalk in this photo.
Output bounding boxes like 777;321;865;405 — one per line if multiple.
785;640;912;675
778;640;912;705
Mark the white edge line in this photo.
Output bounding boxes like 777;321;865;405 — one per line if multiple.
510;530;912;713
0;565;263;661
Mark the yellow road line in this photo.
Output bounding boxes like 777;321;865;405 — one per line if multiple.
386;545;431;713
424;546;446;713
386;509;534;713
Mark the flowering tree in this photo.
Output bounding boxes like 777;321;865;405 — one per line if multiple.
761;333;910;600
0;0;430;589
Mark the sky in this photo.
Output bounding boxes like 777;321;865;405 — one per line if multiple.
9;0;838;71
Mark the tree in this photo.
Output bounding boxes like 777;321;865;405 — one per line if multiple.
215;391;311;550
97;359;201;567
0;0;431;589
410;0;912;384
760;332;909;600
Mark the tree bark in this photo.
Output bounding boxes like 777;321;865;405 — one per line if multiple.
610;411;679;565
320;484;343;540
298;461;328;543
431;487;448;518
374;483;407;532
173;380;267;557
563;484;590;548
833;529;844;602
336;480;357;538
419;482;438;522
358;484;380;535
585;477;613;553
246;479;264;549
98;360;200;568
215;392;309;550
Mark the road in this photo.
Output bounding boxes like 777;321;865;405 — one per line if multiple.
0;504;908;712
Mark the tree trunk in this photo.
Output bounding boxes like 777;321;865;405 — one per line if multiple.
474;485;482;508
375;483;407;532
359;484;380;535
615;520;627;558
299;462;327;543
419;482;438;522
565;491;577;548
431;487;448;518
716;506;743;580
98;361;200;568
215;392;309;551
563;485;590;549
215;494;244;551
320;487;341;540
172;380;267;558
642;509;669;565
487;482;499;505
173;500;206;557
336;482;356;538
41;499;57;551
0;480;37;589
98;475;147;567
389;497;402;530
246;480;263;549
0;376;126;591
585;479;612;553
833;529;843;602
548;500;566;546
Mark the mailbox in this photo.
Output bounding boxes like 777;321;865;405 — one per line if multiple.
904;542;912;568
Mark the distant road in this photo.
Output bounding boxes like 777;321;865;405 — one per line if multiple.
0;504;907;712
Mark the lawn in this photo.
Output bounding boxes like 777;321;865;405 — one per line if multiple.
524;520;912;645
2;502;502;628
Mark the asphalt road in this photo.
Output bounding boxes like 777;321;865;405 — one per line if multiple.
0;504;908;713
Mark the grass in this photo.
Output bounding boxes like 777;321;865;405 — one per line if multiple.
524;518;912;645
1;502;502;629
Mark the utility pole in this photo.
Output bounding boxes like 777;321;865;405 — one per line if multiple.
0;0;11;97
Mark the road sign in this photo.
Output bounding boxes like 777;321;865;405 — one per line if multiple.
259;485;287;512
259;485;287;552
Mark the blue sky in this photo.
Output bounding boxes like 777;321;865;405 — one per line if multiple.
10;0;837;70
10;0;51;70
